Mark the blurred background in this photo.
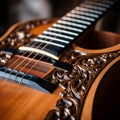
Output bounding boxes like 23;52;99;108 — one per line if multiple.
0;0;81;36
0;0;120;36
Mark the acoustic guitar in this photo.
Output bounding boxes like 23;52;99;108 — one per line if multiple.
0;0;120;120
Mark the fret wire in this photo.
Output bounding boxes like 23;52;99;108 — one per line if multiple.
66;13;95;22
48;27;78;36
18;28;62;84
75;6;103;15
33;38;65;48
80;4;107;11
19;46;56;84
71;9;99;18
62;16;91;25
39;35;69;44
3;0;117;84
4;41;45;82
19;0;117;87
57;20;87;29
19;45;58;62
3;38;42;81
43;31;74;40
20;0;115;80
53;23;83;32
18;45;56;84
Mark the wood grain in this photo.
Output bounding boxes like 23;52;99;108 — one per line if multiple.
0;19;61;120
0;79;61;120
0;19;120;120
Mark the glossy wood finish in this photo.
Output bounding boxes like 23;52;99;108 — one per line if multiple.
0;79;61;120
0;17;120;120
0;20;62;120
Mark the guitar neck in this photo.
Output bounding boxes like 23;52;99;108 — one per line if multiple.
19;0;117;59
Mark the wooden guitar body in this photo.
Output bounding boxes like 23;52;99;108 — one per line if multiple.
0;18;119;120
0;19;62;120
0;1;120;120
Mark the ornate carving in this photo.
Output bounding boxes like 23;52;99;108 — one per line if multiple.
0;19;51;49
0;19;120;120
45;50;120;120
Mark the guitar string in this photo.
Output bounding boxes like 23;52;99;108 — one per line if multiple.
3;0;103;75
12;39;52;82
3;38;51;79
16;0;112;83
3;21;60;73
3;42;37;72
14;43;52;83
3;23;61;82
13;0;94;82
4;0;89;71
3;1;75;78
3;17;65;80
19;57;50;84
3;0;86;80
3;41;43;81
11;10;85;82
3;0;108;83
3;0;99;82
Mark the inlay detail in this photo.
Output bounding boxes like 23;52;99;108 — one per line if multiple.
45;49;120;120
0;19;50;48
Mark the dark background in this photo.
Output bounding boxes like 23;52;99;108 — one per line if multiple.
0;0;120;36
0;0;82;36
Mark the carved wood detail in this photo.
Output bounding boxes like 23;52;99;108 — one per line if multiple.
45;49;120;120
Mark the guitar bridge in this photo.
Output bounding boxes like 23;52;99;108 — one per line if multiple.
0;66;57;93
0;48;74;93
0;51;59;93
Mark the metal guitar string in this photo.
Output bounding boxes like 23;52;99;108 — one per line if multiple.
11;1;91;82
2;0;85;82
6;7;79;82
3;0;109;73
3;41;43;81
21;0;115;83
3;0;112;84
3;0;107;83
14;0;105;83
3;21;63;82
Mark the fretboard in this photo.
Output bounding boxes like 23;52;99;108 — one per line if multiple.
19;0;118;59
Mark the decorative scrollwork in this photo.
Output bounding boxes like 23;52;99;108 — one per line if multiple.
45;50;120;120
0;19;51;49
